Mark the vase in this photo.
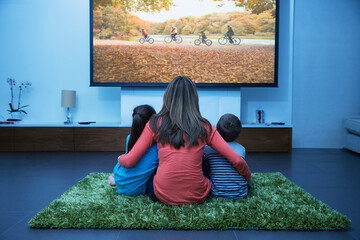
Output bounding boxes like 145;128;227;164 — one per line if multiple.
8;112;23;121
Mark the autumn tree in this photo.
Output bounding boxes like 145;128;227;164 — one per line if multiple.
153;22;166;34
213;0;276;16
242;17;258;34
93;1;275;37
193;24;201;35
96;6;128;38
258;10;275;33
127;14;151;35
93;0;175;13
181;25;193;35
93;0;175;38
207;13;228;34
162;25;172;35
196;18;211;33
93;8;103;34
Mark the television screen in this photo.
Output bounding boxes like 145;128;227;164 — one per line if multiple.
91;0;278;87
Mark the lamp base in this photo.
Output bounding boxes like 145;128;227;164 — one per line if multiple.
64;107;72;125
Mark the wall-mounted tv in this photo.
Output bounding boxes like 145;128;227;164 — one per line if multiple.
90;0;278;87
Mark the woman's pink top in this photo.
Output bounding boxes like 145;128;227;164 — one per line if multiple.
119;122;251;205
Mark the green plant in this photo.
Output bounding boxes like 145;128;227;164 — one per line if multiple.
7;78;32;114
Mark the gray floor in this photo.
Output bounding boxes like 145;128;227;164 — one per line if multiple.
0;149;359;240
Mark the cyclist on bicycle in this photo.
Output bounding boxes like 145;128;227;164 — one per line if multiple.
141;28;148;40
170;26;178;40
200;30;207;43
225;25;234;44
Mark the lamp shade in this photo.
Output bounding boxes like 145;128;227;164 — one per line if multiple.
61;90;76;108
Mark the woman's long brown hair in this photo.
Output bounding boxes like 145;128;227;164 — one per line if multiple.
150;76;211;149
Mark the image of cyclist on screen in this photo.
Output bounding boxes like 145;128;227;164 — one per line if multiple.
225;25;234;44
141;28;148;39
170;26;178;40
200;30;207;43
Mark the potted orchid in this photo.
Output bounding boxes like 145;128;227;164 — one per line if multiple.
7;78;32;121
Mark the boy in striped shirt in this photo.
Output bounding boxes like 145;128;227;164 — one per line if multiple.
203;114;250;199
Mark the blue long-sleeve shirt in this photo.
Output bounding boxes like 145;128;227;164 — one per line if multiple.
113;135;158;196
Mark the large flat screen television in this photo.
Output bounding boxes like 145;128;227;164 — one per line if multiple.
90;0;278;87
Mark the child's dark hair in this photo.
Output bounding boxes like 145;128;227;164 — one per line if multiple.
128;105;156;152
216;114;242;142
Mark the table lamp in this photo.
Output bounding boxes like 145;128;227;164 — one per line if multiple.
61;90;76;124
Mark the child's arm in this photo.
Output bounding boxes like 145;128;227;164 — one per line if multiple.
125;135;130;153
118;122;155;168
207;126;251;180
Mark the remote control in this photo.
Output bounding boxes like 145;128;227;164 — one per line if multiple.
271;122;285;125
78;121;96;125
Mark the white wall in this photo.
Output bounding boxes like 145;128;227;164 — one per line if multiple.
0;0;122;123
120;87;241;126
291;0;360;148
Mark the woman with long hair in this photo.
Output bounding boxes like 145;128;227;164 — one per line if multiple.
107;104;159;196
118;76;251;205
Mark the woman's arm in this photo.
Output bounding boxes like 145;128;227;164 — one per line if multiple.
207;126;251;180
118;122;155;168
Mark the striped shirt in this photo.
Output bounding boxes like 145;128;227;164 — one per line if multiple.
203;142;248;199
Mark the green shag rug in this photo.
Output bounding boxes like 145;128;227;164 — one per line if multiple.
28;172;351;230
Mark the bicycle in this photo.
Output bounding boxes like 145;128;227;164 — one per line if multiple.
218;34;241;45
194;35;212;46
164;34;183;44
139;36;154;44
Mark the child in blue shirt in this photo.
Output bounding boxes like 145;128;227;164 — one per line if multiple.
107;105;159;196
203;114;250;199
